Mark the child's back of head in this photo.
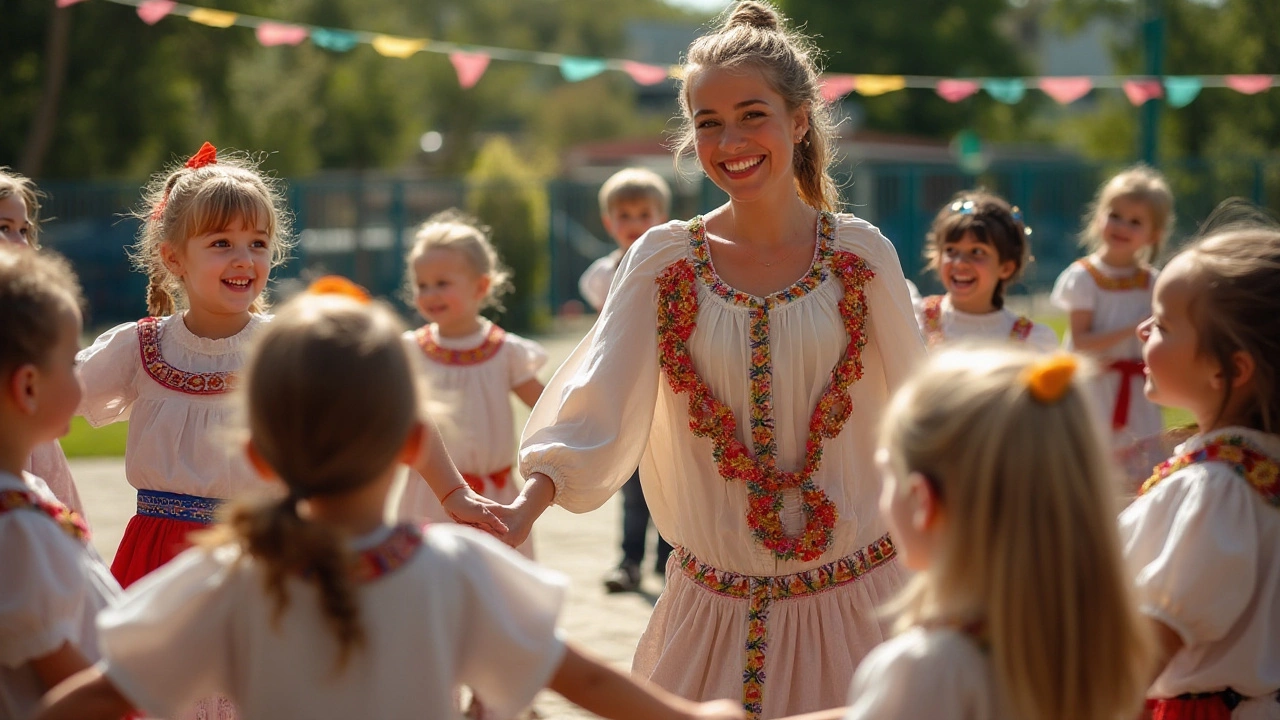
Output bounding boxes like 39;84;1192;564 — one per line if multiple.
203;281;419;667
877;346;1152;720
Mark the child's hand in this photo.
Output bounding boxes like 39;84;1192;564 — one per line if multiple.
491;499;538;548
442;486;509;537
686;700;745;720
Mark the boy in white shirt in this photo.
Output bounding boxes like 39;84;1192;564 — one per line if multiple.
578;168;675;592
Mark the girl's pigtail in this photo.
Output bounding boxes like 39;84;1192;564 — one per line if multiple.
222;496;365;670
146;275;175;317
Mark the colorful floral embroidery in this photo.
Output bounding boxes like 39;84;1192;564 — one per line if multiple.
676;534;897;718
416;324;506;366
352;524;424;582
1009;315;1033;340
656;212;871;563
1140;435;1280;506
0;489;91;544
1078;258;1151;292
137;489;222;524
137;317;234;395
921;295;1034;346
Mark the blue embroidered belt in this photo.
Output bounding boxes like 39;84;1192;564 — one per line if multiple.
136;489;222;524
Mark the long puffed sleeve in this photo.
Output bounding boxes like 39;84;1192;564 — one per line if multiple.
520;222;688;512
76;321;142;427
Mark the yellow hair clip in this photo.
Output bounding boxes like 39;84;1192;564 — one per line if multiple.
306;275;371;304
1022;353;1078;403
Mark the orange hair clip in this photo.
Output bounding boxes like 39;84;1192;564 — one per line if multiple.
1022;353;1078;404
307;275;372;304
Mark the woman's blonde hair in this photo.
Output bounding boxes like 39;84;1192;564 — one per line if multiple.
131;148;294;317
673;0;839;212
0;168;45;247
404;208;511;311
879;346;1153;720
1081;164;1175;262
199;292;419;669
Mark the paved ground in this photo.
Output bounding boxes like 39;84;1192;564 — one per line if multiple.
72;322;656;719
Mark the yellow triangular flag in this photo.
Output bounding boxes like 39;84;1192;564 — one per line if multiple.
372;35;427;59
188;8;238;28
854;75;906;96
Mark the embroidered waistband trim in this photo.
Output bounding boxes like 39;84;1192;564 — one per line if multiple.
137;489;222;524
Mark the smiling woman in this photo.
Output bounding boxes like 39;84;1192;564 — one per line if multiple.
508;2;927;718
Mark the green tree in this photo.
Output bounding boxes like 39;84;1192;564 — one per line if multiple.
466;136;549;333
775;0;1034;141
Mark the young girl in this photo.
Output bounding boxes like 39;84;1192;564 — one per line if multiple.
1051;166;1173;458
36;285;742;720
842;347;1152;720
1122;225;1280;718
915;190;1057;352
506;3;926;717
0;245;119;720
395;210;546;558
1;168;85;517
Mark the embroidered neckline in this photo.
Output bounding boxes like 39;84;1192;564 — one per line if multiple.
656;211;871;562
921;295;1033;347
0;489;91;544
416;324;506;366
686;212;834;308
1139;435;1280;506
137;317;235;395
351;524;424;582
1078;258;1151;292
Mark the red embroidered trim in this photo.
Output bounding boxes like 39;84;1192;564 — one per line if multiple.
416;324;506;366
0;489;91;544
352;524;424;582
922;295;1034;346
657;212;871;562
1140;435;1280;506
1078;258;1151;291
136;317;235;395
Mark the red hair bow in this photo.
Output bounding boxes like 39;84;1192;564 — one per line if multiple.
307;275;372;304
186;142;218;169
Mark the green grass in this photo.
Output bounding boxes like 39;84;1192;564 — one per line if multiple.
60;416;128;458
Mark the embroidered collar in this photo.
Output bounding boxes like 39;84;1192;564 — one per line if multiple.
137;317;235;394
0;488;91;544
1140;434;1280;507
920;295;1033;347
351;524;424;582
1077;258;1151;292
686;212;834;308
416;323;506;366
656;211;871;561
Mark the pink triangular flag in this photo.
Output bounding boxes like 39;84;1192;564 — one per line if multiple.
449;52;490;89
55;0;89;6
136;0;175;24
622;61;669;86
936;79;980;103
1039;76;1092;104
1123;79;1164;106
820;75;857;103
1226;75;1273;95
256;22;309;47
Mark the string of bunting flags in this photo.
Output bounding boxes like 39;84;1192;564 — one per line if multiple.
58;0;1276;107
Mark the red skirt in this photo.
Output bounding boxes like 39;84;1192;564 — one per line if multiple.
110;513;210;588
1146;691;1242;720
